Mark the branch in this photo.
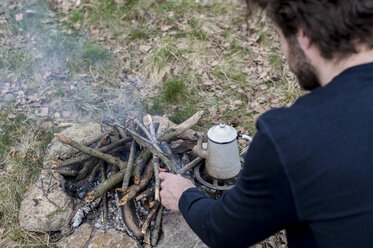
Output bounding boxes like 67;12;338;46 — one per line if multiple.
127;129;175;173
118;160;154;206
52;137;131;169
54;134;127;169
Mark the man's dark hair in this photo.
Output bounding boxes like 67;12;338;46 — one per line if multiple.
246;0;373;59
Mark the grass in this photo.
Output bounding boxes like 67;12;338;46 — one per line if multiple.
0;110;53;247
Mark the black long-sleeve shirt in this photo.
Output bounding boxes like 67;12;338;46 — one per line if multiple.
179;63;373;248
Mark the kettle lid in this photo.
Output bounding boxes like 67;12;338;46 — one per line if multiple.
207;124;237;144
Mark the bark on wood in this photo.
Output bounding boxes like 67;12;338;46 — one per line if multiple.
120;141;143;239
152;156;160;201
53;138;131;169
147;114;157;140
76;160;98;181
88;163;100;182
118;160;154;206
151;206;164;247
122;141;136;189
141;203;160;235
135;119;162;153
144;229;152;248
162;141;181;171
122;202;143;239
135;187;154;201
85;164;127;202
100;162;108;223
128;129;175;173
177;157;204;175
156;111;204;142
54;134;127;170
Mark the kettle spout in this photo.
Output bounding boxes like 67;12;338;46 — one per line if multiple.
192;137;208;159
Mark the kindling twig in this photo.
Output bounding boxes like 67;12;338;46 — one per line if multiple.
52;137;131;170
152;156;160;202
122;141;136;189
135;119;163;153
144;229;152;248
151;205;164;247
118;160;154;206
162;141;180;171
141;202;160;235
54;134;127;170
147;114;157;140
85;164;128;203
99;162;108;223
177;157;204;175
135;187;154;201
127;129;175;174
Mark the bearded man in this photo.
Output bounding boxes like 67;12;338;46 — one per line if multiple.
159;1;373;247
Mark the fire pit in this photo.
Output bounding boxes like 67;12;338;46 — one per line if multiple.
40;110;247;247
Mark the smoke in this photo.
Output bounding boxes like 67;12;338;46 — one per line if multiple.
0;0;144;124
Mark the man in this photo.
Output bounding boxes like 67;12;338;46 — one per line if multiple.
159;1;373;247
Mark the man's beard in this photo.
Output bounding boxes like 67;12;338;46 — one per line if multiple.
288;40;321;91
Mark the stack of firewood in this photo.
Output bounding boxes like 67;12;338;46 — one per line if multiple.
51;111;204;247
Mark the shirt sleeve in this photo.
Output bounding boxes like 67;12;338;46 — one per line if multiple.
178;121;299;248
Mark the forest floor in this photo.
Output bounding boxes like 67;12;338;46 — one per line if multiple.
0;0;301;247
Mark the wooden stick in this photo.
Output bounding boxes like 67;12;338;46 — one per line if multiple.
52;138;131;169
118;160;154;206
122;202;143;239
177;157;204;175
76;160;98;181
54;134;127;169
135;187;154;201
127;129;175;173
133;165;141;185
88;163;100;182
162;141;181;171
135;119;163;153
144;228;152;248
122;141;136;189
159;111;203;142
152;156;160;202
147;115;157;138
100;162;108;223
85;164;127;202
151;206;164;247
141;203;160;235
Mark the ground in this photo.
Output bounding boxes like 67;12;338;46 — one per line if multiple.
0;0;301;247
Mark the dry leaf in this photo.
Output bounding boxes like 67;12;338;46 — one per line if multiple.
211;60;220;67
160;25;172;32
233;100;243;107
218;105;228;113
139;45;151;53
15;13;23;21
7;113;16;120
57;122;74;128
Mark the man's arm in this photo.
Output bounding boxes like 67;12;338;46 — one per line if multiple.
174;123;299;248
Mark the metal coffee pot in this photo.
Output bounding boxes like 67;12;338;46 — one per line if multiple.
192;124;241;179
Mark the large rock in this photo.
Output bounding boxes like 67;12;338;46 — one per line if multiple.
157;212;207;248
19;123;101;232
43;123;101;169
58;223;140;248
19;170;73;232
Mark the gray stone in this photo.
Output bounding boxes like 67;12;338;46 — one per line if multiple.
157;212;207;248
43;123;101;169
58;224;140;248
19;170;73;232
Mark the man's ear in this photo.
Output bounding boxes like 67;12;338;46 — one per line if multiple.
297;29;312;51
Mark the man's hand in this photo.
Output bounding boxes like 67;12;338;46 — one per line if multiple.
159;172;195;211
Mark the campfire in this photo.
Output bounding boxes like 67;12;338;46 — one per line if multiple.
47;111;241;246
